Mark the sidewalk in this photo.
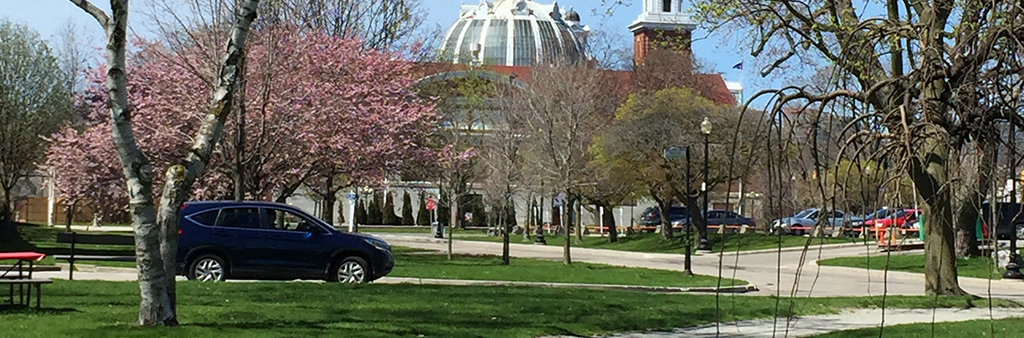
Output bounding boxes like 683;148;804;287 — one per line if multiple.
550;307;1024;338
377;234;1024;303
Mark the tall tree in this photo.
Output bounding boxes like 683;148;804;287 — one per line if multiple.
401;191;415;225
508;61;618;264
591;88;762;242
68;0;260;325
0;21;71;224
416;192;429;225
691;0;1024;295
484;86;526;264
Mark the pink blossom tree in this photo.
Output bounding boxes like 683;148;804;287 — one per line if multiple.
46;25;435;225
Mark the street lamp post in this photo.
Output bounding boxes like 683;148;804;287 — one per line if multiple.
665;146;693;276
1005;122;1023;279
699;117;713;251
684;146;694;276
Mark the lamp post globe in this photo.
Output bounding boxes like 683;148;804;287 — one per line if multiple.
701;116;713;135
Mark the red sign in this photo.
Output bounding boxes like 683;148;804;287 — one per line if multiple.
426;197;437;211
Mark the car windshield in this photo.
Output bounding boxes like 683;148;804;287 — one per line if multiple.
793;209;815;218
865;209;895;220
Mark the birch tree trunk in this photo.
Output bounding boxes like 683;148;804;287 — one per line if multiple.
155;0;260;325
70;0;261;325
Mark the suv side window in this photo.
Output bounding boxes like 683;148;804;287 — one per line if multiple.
188;209;220;226
216;208;262;229
264;208;315;232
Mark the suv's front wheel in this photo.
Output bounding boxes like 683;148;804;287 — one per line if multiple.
188;254;227;282
332;257;369;283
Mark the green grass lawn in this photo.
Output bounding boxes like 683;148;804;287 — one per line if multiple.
0;280;1016;338
818;254;1007;279
460;232;865;254
3;223;740;287
390;251;743;287
811;317;1024;338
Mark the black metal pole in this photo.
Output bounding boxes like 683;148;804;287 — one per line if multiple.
1005;121;1022;279
700;133;712;251
684;146;694;276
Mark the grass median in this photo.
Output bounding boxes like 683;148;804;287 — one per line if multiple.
458;232;864;254
0;280;1016;338
811;317;1024;338
389;249;742;287
818;254;1007;279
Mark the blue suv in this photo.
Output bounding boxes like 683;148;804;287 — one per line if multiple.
177;201;394;283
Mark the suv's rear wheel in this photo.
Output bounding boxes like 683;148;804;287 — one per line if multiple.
332;257;369;283
188;254;226;282
1016;224;1024;240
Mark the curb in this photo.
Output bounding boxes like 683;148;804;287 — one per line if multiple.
377;277;759;293
56;263;135;274
733;241;873;255
381;234;874;256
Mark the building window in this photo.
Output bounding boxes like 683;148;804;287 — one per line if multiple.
441;20;468;63
483;19;508;65
663;0;671;12
513;19;536;66
458;20;486;64
537;21;560;63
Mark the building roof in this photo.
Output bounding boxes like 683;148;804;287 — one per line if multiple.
413;62;737;106
437;0;589;67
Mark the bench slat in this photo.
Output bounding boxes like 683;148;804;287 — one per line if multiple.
0;278;53;285
56;232;135;246
54;255;136;262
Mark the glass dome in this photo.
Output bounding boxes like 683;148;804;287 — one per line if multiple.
437;0;590;67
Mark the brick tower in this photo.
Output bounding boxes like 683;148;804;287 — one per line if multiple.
628;0;696;65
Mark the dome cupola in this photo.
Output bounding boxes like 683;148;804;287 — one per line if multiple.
437;0;590;67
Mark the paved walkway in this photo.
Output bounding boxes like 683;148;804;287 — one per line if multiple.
550;308;1024;337
375;234;1024;303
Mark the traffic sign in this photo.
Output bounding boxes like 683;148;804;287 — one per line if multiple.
426;197;437;211
663;147;686;160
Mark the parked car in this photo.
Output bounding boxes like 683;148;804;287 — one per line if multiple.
673;210;756;229
860;208;921;229
772;208;862;235
706;210;756;228
980;202;1024;240
177;201;394;283
639;206;690;228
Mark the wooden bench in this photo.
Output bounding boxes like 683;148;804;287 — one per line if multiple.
54;232;135;280
2;278;52;308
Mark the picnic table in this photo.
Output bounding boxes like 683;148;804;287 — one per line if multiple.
0;251;52;308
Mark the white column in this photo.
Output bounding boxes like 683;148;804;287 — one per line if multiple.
46;169;55;227
599;206;604;235
348;196;356;232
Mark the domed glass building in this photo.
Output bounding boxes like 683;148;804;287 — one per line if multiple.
437;0;590;66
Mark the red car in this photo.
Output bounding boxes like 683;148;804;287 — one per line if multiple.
864;208;921;229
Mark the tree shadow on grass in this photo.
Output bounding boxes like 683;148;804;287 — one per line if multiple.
0;304;80;315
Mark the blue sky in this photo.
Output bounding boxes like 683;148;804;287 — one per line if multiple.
1;0;767;102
